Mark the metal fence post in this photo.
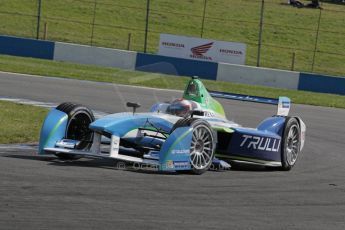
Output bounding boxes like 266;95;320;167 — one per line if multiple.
43;22;48;40
36;0;42;39
311;8;322;72
90;0;97;46
200;0;207;38
256;0;264;67
291;52;296;71
127;33;132;50
144;0;150;53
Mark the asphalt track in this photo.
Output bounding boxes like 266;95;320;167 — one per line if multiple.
0;72;345;230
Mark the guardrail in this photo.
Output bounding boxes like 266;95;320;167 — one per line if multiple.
0;35;344;95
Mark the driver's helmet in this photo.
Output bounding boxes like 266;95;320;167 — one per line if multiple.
166;99;193;117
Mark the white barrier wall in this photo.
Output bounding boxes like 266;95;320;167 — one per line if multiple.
217;63;300;90
54;42;137;70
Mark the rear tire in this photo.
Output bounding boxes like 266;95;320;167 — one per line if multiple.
172;118;216;175
281;117;301;170
55;102;95;160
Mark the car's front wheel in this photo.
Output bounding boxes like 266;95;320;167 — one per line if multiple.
55;102;95;160
172;118;216;174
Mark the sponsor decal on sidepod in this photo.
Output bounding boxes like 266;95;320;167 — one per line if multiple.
171;149;190;155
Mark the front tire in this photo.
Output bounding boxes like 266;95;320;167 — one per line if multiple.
55;102;95;160
281;117;301;170
172;118;216;175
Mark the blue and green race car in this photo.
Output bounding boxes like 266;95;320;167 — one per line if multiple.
38;77;306;174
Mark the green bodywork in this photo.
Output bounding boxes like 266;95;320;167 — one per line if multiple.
182;78;226;118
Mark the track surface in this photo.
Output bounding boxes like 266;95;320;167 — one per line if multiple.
1;72;345;230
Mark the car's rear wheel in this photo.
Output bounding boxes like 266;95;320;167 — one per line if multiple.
281;117;301;170
55;102;95;160
172;118;216;174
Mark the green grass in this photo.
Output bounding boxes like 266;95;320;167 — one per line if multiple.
0;0;344;76
0;100;48;144
1;54;345;109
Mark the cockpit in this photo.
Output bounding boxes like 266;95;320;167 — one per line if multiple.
166;98;197;117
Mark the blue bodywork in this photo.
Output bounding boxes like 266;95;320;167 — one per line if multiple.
257;116;286;134
90;113;172;135
39;111;193;171
223;116;286;164
159;126;192;171
90;113;192;171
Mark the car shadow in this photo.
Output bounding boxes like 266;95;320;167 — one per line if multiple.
2;153;179;174
3;152;279;174
230;165;278;172
3;154;56;162
3;153;119;170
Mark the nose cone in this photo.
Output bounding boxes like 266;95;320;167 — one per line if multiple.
89;113;173;136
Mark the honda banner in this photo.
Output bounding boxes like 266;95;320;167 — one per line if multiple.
158;34;246;65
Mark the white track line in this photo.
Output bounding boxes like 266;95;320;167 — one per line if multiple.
0;97;108;118
0;144;37;150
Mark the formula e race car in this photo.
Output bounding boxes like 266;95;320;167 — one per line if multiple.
38;77;306;174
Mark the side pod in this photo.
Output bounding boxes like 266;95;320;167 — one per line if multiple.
38;109;68;155
223;116;287;166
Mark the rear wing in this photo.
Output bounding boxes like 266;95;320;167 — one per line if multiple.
208;91;291;116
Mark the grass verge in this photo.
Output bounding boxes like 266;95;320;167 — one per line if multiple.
0;100;48;144
0;54;345;109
